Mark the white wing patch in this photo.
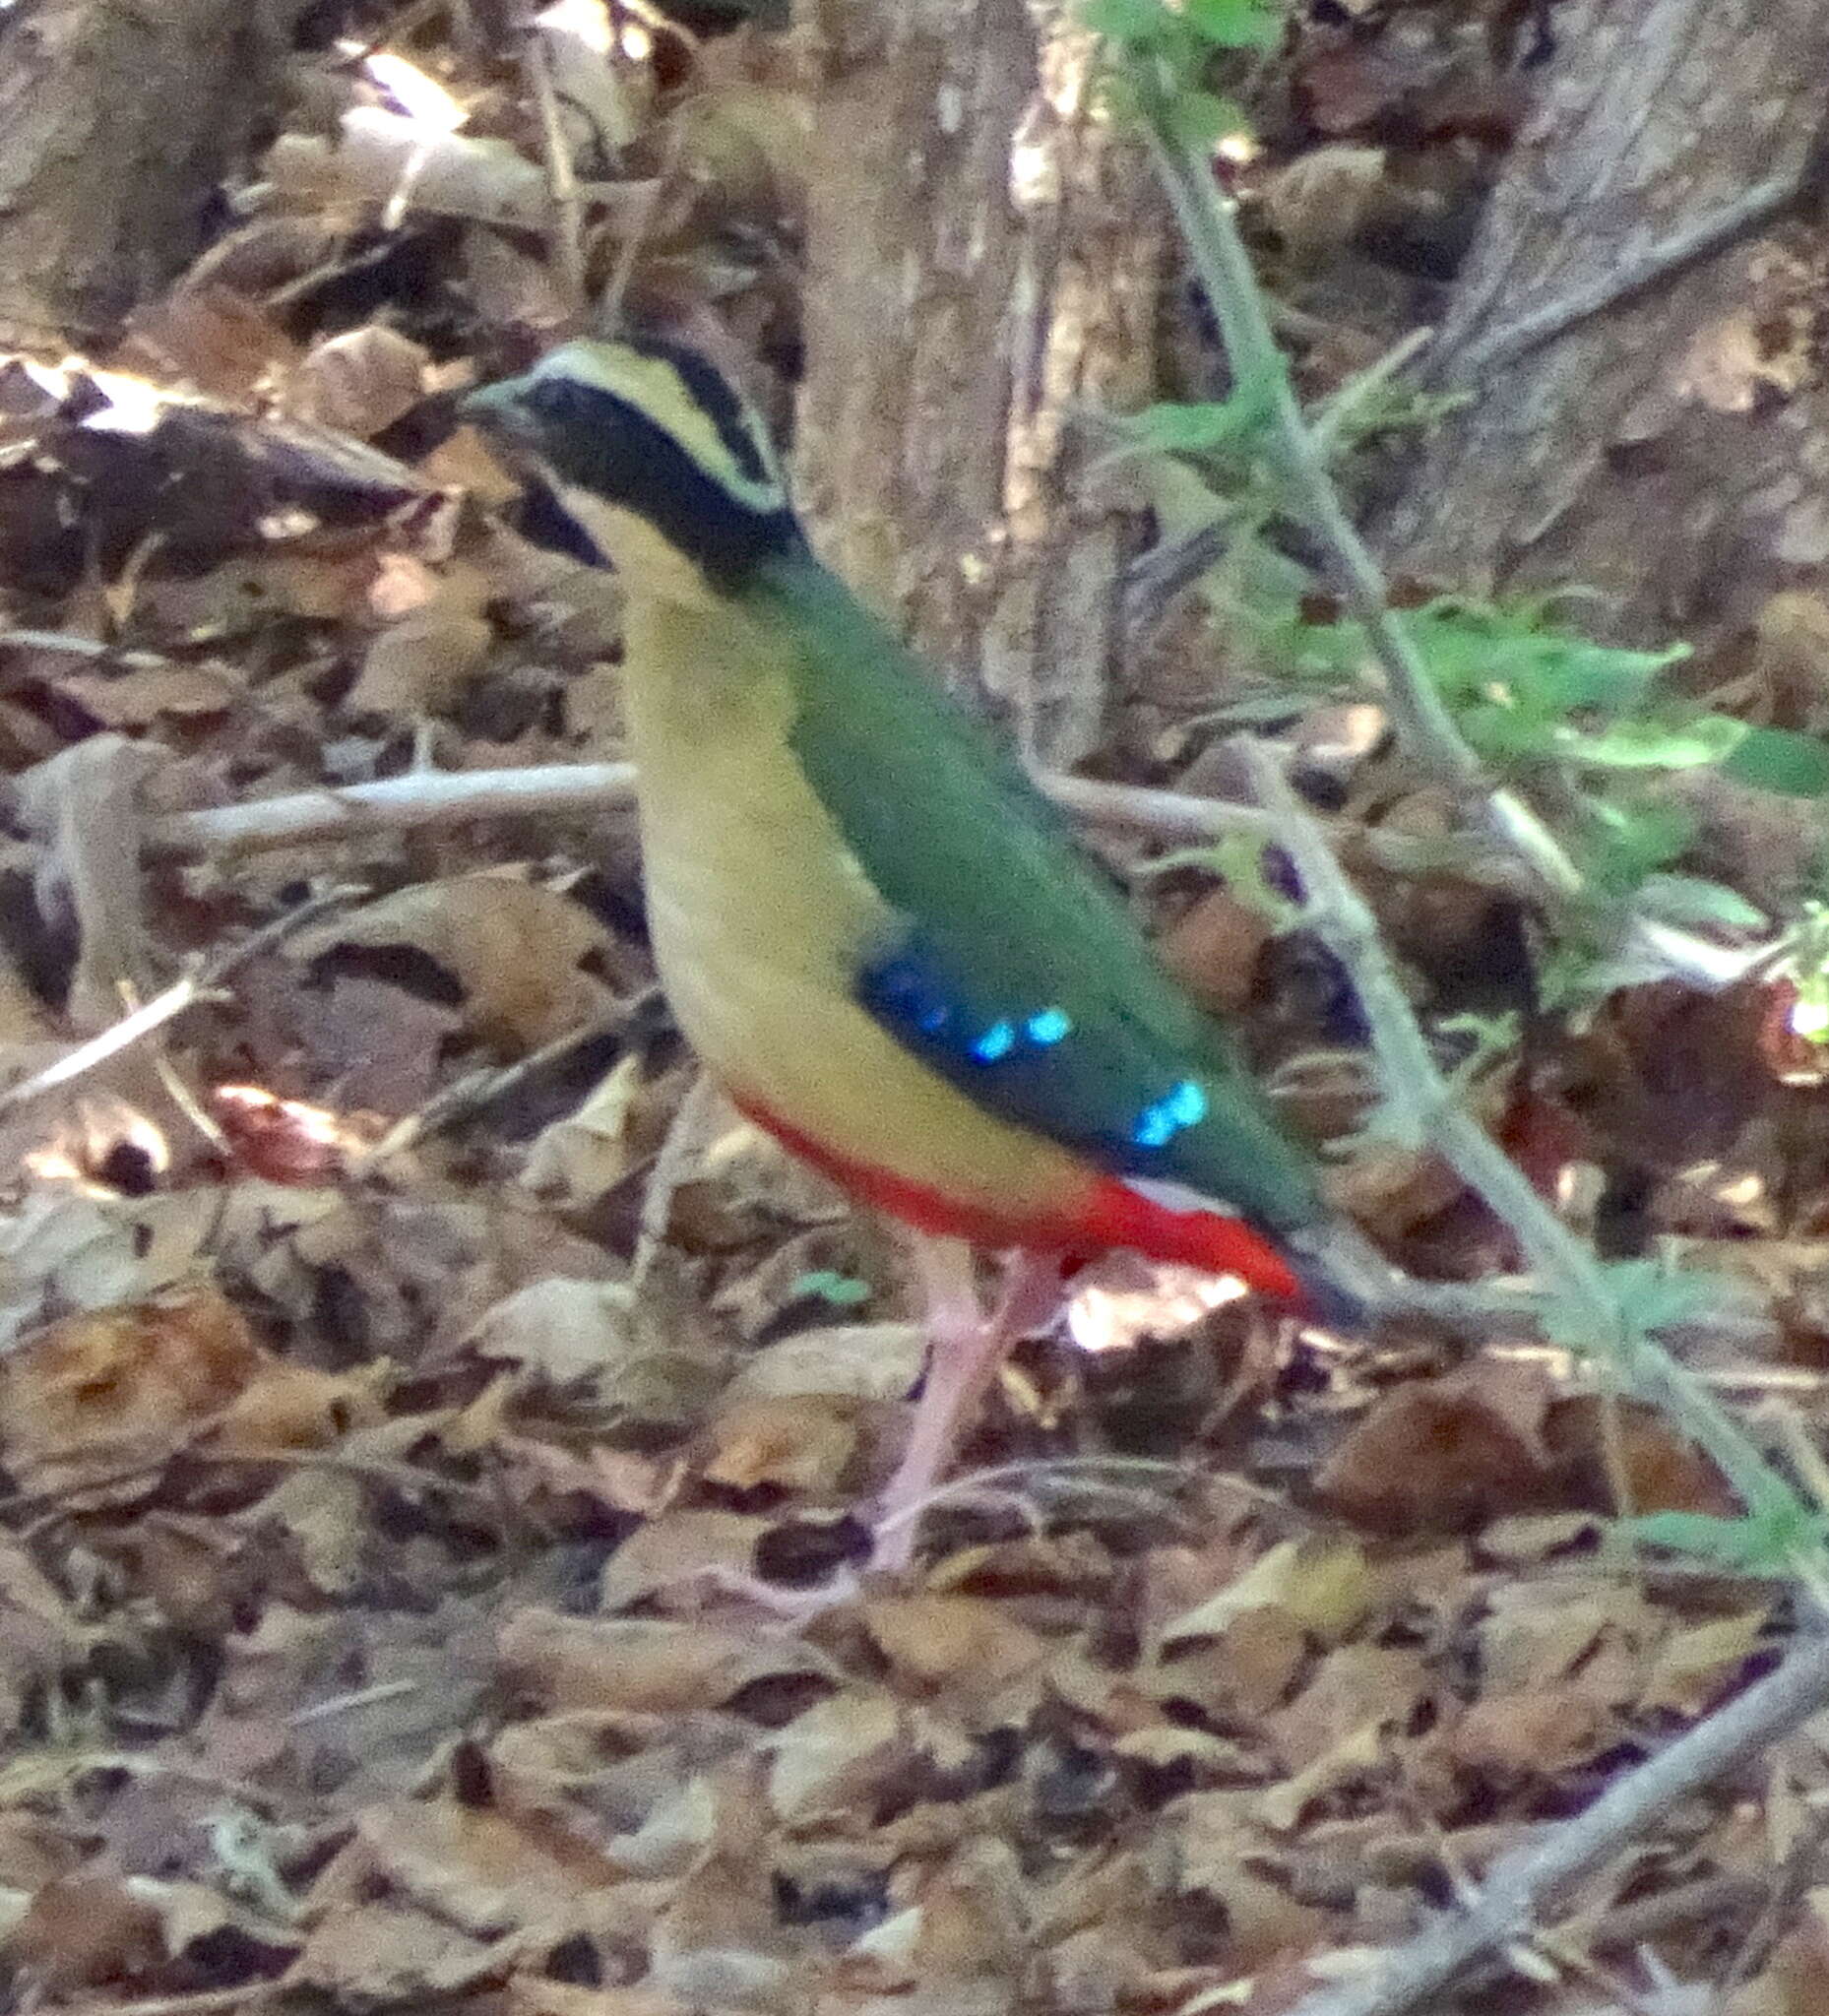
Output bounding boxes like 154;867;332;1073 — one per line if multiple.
1122;1174;1240;1219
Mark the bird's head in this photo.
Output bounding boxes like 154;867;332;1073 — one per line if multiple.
461;337;807;608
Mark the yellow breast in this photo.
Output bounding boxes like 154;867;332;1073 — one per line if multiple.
621;596;1095;1223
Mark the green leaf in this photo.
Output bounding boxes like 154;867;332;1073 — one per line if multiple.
1104;374;1282;461
1606;1257;1745;1338
1722;723;1829;798
1079;0;1167;38
1579;793;1695;889
1183;0;1284;50
1168;89;1252;149
1437;1009;1523;1083
1630;1505;1829;1576
1412;598;1686;716
1636;873;1769;933
1247;595;1691;739
1108;390;1271;457
1556;715;1748;771
791;1269;873;1309
1537;1260;1720;1360
1627;1512;1777;1572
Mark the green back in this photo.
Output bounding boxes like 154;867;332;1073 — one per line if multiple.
753;555;1327;1238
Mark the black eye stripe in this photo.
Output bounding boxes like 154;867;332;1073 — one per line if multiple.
516;477;610;567
526;374;803;589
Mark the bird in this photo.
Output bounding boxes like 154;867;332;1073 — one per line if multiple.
462;336;1393;1568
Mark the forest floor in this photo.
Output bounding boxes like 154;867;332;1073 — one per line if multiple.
0;6;1822;2015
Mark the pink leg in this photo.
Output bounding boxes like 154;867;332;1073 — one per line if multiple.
872;1239;1067;1571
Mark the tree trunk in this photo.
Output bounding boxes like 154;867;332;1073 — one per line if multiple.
793;0;1167;768
1377;0;1829;648
0;0;311;350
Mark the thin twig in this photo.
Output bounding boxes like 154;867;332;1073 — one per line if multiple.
1033;768;1279;843
1285;1627;1829;2016
352;997;649;1166
1309;326;1438;455
143;761;1264;862
1239;740;1807;1553
57;1985;284;2016
0;629;176;670
145;763;640;857
1135;75;1587;912
1439;161;1818;383
631;1067;719;1290
142;760;1767;996
1720;1796;1829;1989
600;85;690;337
524;31;589;317
286;1677;420;1727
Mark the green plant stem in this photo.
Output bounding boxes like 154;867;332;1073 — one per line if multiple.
1135;74;1585;909
1239;740;1808;1542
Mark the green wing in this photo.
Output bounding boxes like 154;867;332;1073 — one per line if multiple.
756;558;1327;1239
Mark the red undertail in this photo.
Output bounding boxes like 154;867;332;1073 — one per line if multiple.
733;1094;1306;1304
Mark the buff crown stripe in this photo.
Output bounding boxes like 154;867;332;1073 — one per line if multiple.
524;341;787;516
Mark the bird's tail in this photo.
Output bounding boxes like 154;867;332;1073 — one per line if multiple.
1284;1217;1595;1345
1279;1217;1396;1332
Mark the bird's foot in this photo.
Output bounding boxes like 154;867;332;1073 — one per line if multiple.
656;1244;1069;1629
867;1239;1068;1571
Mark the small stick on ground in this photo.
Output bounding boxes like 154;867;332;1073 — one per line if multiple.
144;762;641;858
1283;1628;1829;2016
0;886;360;1120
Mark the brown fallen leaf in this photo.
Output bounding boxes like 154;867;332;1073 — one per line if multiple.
1315;1359;1558;1536
1727;1890;1829;2015
1158;1536;1376;1650
115;281;303;400
508;1982;698;2016
856;1596;1049;1700
284;325;432;439
289;872;621;1053
1446;1683;1614;1780
343;1794;625;1936
288;1900;504;2000
1151;1793;1335;1971
49;659;242;730
464;1276;730;1428
1145;1603;1308;1724
1269;1642;1432;1774
0;1536;89;1733
0;1282;271;1485
266;111;555;227
498;1609;837;1716
520;1056;646;1207
599;1509;769;1610
1477;1576;1658;1706
3;1875;168;1994
345;606;495;715
720;1321;925;1406
1544;1393;1738;1519
699;1391;862;1494
212;1357;390;1455
767;1688;908;1825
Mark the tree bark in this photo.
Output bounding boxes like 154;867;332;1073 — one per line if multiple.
0;0;311;350
793;0;1167;768
1377;0;1829;648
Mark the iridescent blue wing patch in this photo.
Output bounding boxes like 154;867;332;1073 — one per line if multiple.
856;932;1217;1170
